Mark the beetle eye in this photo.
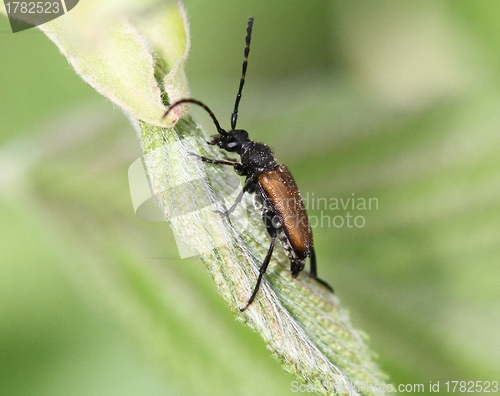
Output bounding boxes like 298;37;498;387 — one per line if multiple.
226;139;240;149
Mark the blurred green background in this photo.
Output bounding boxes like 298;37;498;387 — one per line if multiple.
1;0;499;395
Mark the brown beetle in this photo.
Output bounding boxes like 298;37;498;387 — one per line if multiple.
164;17;332;311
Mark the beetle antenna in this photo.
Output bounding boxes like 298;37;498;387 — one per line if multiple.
231;16;254;130
163;98;227;136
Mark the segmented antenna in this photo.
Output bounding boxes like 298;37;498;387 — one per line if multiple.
163;17;254;135
231;16;254;130
163;99;227;136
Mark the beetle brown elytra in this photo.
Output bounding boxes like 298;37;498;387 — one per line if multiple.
163;17;333;311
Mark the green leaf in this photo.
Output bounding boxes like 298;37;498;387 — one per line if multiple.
36;1;190;126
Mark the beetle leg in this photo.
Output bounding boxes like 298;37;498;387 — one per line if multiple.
308;247;334;292
189;152;244;175
240;217;277;312
188;152;241;166
215;174;256;217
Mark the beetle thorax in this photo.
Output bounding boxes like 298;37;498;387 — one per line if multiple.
240;141;277;174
